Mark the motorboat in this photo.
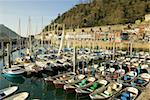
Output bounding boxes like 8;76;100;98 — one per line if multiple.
0;86;18;99
4;92;29;100
2;67;25;77
113;87;139;100
75;79;108;98
64;76;96;93
89;82;122;100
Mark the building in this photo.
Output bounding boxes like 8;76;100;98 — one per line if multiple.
145;14;150;22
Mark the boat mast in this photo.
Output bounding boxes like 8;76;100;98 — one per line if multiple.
112;32;115;60
41;16;44;47
17;18;21;56
73;47;76;73
58;24;65;56
73;31;77;73
19;19;22;52
7;43;11;68
28;16;32;54
1;41;5;66
9;31;13;64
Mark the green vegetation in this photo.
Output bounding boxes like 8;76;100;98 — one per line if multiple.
45;0;150;30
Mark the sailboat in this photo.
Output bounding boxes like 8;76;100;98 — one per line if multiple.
2;19;26;77
2;43;25;77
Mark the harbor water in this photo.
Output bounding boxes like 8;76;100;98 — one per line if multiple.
0;50;78;100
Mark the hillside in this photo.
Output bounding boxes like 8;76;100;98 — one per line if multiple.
0;24;20;40
45;0;150;30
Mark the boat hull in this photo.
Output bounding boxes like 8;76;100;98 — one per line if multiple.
4;92;29;100
54;82;65;88
0;86;18;100
64;86;76;93
76;92;90;98
2;73;24;77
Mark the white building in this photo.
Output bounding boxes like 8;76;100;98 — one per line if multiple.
145;14;150;22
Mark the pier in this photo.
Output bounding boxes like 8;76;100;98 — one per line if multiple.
137;82;150;100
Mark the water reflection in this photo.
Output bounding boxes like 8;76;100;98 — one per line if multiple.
1;74;25;84
0;49;78;100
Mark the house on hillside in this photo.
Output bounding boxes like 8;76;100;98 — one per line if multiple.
145;14;150;22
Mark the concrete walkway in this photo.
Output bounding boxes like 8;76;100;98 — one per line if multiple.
136;82;150;100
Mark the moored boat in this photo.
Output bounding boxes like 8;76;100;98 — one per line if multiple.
0;86;18;99
89;82;122;100
44;72;76;84
112;87;139;100
64;76;96;93
63;74;86;93
75;79;108;98
120;71;137;86
4;92;29;100
53;73;76;88
131;73;150;88
2;67;25;77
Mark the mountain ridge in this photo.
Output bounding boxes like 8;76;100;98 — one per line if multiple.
0;24;20;40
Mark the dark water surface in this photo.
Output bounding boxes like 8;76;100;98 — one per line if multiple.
0;74;77;100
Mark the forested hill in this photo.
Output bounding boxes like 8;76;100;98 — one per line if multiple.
45;0;150;30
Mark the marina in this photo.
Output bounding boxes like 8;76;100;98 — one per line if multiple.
0;0;150;100
0;44;149;100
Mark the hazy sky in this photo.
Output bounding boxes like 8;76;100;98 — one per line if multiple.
0;0;78;37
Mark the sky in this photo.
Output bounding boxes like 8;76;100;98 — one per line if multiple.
0;0;79;37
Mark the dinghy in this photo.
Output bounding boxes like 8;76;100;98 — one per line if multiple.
2;67;25;77
63;74;86;93
131;73;150;88
113;87;138;100
75;79;108;98
113;69;125;80
53;73;76;88
0;86;18;99
44;72;76;84
2;75;25;84
64;76;96;93
120;71;137;86
89;82;122;100
4;92;29;100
